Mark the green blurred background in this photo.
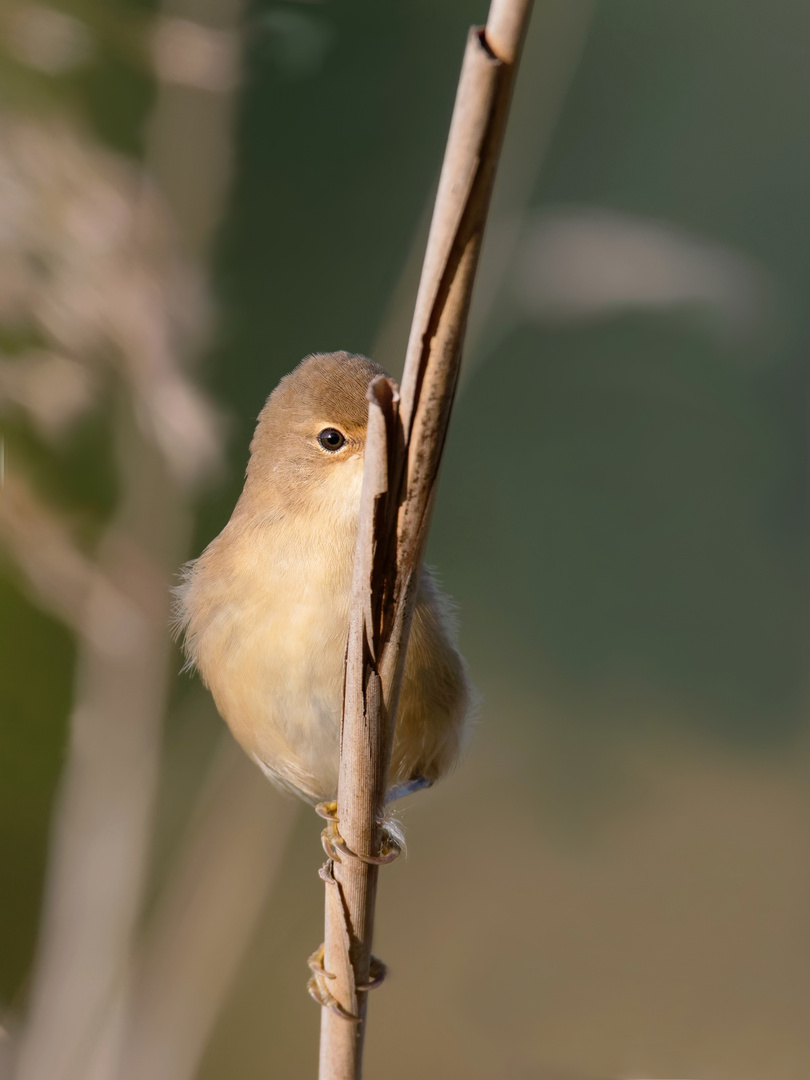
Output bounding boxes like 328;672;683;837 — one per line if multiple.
2;1;809;1078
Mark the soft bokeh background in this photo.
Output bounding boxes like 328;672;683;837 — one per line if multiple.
2;1;809;1078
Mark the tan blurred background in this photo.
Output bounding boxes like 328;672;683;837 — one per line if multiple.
1;1;809;1078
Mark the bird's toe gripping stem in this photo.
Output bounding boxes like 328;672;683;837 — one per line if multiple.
307;944;387;1020
315;800;401;865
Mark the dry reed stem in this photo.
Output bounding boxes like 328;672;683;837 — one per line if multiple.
10;3;241;1076
13;402;196;1080
371;0;598;380
118;742;298;1080
317;1;533;1077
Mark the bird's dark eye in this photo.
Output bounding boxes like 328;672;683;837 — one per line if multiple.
317;427;346;452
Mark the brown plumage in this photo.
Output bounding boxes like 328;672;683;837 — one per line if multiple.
174;352;471;804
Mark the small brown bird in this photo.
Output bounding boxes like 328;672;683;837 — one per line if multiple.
174;352;471;807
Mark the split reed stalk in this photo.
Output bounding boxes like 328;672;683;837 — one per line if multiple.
316;1;534;1077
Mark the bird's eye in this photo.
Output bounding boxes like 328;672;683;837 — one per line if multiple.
317;427;346;452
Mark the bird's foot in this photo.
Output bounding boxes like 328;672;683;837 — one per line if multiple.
386;776;432;802
307;945;358;1021
307;943;387;1018
315;800;401;865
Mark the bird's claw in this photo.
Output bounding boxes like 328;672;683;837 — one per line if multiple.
315;800;339;821
307;943;387;1016
315;801;401;865
357;955;387;991
307;949;358;1021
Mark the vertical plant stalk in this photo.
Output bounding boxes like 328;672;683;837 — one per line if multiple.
11;4;242;1079
317;1;533;1077
118;741;298;1080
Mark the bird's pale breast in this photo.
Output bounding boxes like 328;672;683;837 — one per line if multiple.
176;450;469;803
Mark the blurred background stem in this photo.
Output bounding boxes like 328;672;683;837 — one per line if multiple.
9;2;258;1078
118;740;297;1080
13;398;195;1080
